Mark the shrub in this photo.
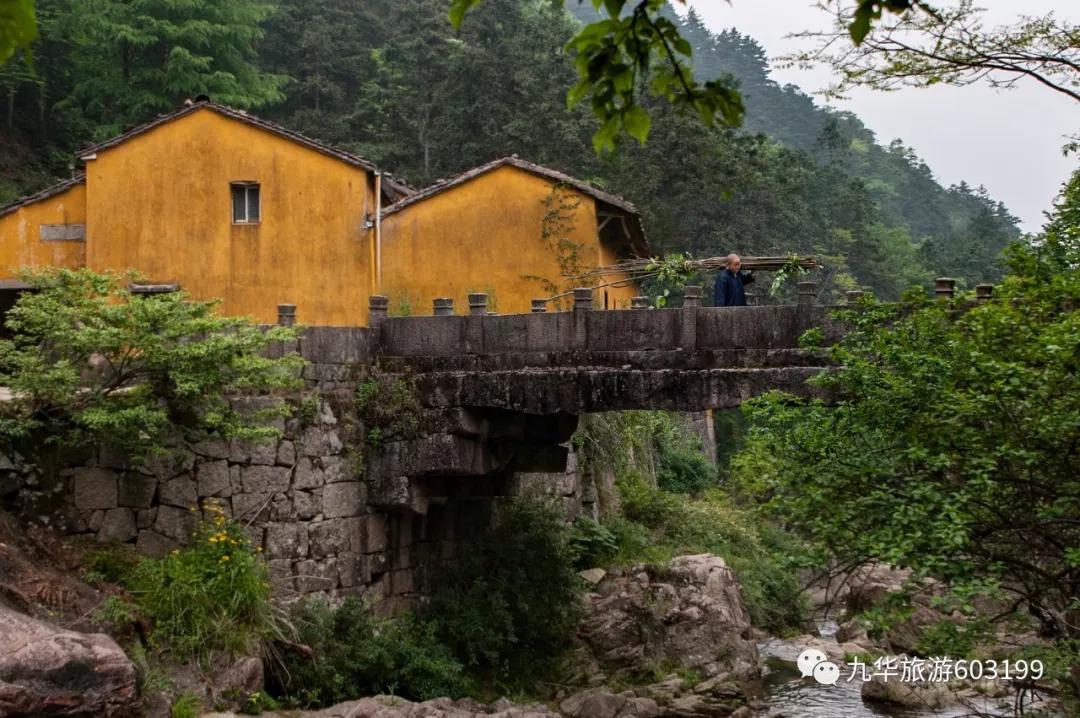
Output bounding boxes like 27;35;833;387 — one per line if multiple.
657;449;716;494
355;370;420;442
568;516;618;569
130;501;286;660
272;597;469;707
422;497;584;687
0;268;302;458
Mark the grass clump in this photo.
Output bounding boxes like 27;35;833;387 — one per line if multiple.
272;597;469;707
355;369;421;443
129;500;286;660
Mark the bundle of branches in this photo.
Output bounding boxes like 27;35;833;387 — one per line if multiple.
574;255;820;280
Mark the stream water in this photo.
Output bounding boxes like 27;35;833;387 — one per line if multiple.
756;619;1000;718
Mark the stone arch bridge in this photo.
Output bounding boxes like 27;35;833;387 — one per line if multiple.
280;284;855;517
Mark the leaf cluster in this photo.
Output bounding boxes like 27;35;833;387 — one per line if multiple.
741;203;1080;637
273;597;470;707
0;269;303;459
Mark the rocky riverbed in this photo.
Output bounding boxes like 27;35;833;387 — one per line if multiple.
0;519;1059;718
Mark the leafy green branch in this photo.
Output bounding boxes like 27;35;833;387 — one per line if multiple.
0;268;303;458
645;252;694;307
768;255;810;296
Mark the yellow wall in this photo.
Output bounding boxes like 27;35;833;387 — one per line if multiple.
597;238;638;310
0;184;86;278
85;108;375;325
380;165;640;315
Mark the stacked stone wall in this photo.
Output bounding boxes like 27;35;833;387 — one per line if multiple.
0;396;600;609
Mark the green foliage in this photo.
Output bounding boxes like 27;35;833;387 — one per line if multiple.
656;447;715;494
616;479;809;633
95;595;137;628
130;501;286;660
55;0;285;136
797;327;824;349
768;256;809;296
0;0;37;66
568;515;619;569
297;396;319;429
422;496;585;687
240;690;280;715
0;269;302;459
915;617;993;660
645;253;694;308
273;597;469;707
170;693;201;718
83;545;140;585
524;182;584;308
355;370;421;443
739;171;1080;640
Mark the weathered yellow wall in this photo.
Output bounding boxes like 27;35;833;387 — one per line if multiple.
596;239;638;310
0;184;86;278
380;165;640;315
85;108;375;325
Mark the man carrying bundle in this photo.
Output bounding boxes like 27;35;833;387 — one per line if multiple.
713;254;755;307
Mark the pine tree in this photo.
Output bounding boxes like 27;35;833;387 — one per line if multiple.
59;0;286;137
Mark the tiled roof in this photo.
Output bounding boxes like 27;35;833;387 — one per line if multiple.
379;156;650;257
380;156;637;218
0;175;85;219
78;101;413;199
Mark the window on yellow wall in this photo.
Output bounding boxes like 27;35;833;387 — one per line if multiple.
231;182;260;223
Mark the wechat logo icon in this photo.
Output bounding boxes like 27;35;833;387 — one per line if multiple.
797;649;840;685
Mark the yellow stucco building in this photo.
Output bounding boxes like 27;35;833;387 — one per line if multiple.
0;101;648;326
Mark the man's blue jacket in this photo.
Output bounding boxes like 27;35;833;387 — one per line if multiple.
713;268;755;307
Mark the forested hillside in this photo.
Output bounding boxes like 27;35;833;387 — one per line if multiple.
1;0;1020;299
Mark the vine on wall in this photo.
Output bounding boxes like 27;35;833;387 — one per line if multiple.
523;182;584;311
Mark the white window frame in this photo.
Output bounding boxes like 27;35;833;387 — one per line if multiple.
231;181;261;224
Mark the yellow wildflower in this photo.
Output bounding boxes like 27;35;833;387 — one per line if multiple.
220;555;230;561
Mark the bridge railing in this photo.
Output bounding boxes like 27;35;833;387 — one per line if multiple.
368;284;840;358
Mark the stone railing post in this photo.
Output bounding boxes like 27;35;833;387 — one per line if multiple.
797;282;817;306
276;303;298;359
468;292;488;316
680;286;701;351
845;290;864;305
631;296;650;310
935;277;956;300
368;295;389;354
573;288;591;350
433;297;454;316
531;299;547;313
683;286;702;308
369;295;389;326
975;284;994;303
277;303;297;327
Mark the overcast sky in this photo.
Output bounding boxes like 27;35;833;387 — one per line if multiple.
685;0;1078;232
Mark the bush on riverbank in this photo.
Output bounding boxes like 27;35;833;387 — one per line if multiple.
273;597;470;706
85;501;287;662
421;496;585;689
